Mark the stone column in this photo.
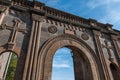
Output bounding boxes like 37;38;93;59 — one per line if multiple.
111;35;120;59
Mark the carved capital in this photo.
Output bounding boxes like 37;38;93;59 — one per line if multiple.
32;14;43;21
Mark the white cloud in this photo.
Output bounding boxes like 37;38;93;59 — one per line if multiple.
53;59;71;68
87;0;120;30
87;0;120;9
101;2;120;29
53;63;70;68
100;10;120;24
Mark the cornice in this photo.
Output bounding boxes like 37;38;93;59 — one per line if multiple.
0;0;120;36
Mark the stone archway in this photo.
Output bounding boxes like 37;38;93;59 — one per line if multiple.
37;34;100;80
110;63;120;80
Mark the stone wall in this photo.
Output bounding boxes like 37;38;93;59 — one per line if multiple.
0;0;120;80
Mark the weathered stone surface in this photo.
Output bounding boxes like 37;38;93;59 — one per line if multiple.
0;0;120;80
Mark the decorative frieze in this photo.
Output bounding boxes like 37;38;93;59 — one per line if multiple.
64;28;75;35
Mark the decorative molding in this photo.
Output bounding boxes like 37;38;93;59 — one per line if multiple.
0;19;27;34
48;26;57;34
64;28;75;35
37;34;100;80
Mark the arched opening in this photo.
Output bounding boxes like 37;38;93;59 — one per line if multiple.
51;46;92;80
38;35;100;80
52;47;74;80
0;52;18;80
110;63;120;80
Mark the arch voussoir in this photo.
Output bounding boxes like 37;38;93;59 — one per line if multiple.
37;34;100;80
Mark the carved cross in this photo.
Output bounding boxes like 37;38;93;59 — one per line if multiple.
0;19;27;50
102;40;114;61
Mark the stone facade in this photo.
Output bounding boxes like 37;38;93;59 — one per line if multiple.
0;0;120;80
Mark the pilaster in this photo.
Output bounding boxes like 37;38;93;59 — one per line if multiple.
111;35;120;59
92;30;111;80
22;13;44;80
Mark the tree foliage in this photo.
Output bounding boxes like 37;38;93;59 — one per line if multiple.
5;53;18;80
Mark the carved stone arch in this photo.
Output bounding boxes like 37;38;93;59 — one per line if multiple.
110;62;120;80
37;34;100;80
0;50;19;57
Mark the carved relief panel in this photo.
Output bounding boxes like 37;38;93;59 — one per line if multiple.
0;8;31;54
100;34;115;62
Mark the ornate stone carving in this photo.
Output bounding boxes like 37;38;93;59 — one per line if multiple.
0;18;27;50
102;40;114;62
81;33;89;40
48;26;57;34
0;5;7;12
0;18;27;33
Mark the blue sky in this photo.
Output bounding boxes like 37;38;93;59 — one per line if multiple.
37;0;120;80
38;0;120;30
52;47;74;80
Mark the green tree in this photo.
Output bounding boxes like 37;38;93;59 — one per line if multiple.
6;53;18;80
